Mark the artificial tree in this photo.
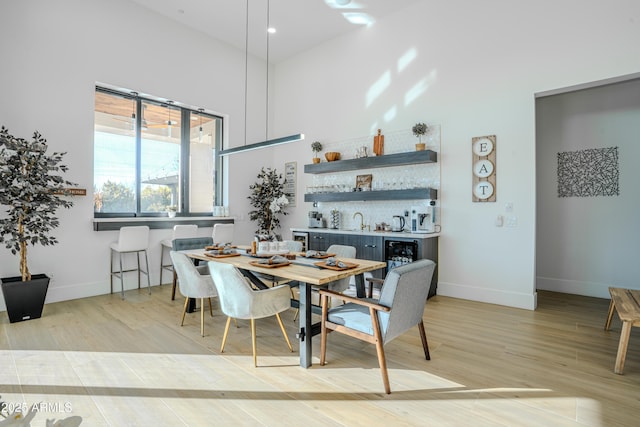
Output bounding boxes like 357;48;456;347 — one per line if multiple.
0;126;76;282
247;167;288;235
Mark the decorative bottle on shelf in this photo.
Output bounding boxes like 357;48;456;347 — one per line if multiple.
373;129;384;156
330;209;340;229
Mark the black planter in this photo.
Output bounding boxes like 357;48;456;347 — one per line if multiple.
1;274;50;323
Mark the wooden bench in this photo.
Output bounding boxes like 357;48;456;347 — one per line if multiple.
604;287;640;374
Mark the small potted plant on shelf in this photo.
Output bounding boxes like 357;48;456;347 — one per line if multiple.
0;126;76;323
412;122;428;151
166;205;177;218
311;141;322;163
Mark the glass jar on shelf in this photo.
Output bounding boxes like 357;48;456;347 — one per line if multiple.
330;208;340;229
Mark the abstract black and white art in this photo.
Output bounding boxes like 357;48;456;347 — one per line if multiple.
557;147;619;197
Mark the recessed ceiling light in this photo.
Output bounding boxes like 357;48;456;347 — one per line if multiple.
267;27;276;34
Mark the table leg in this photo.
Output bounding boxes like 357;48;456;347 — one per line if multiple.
605;298;616;330
614;321;632;374
354;273;366;298
298;282;312;368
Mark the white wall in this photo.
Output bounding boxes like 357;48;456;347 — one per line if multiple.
1;0;639;311
536;78;640;298
271;0;640;309
0;0;269;308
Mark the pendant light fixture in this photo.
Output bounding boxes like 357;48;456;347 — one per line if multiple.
130;91;138;131
198;108;204;143
219;0;304;156
166;100;174;138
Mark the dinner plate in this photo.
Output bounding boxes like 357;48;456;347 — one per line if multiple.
204;252;241;258
301;252;336;259
314;260;358;271
249;260;291;268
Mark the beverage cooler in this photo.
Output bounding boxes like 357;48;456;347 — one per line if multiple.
384;238;437;299
292;231;309;252
385;239;418;270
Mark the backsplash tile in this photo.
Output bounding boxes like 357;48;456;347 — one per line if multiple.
309;127;441;231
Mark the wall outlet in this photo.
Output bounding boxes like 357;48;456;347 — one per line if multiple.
506;216;518;227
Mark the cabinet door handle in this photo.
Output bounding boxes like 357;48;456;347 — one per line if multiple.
365;244;377;248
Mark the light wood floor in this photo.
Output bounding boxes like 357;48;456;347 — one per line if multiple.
0;286;638;426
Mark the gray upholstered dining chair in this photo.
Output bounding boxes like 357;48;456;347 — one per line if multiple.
170;237;213;300
207;261;293;367
325;244;356;292
319;259;436;394
292;243;356;321
170;251;218;337
160;224;198;286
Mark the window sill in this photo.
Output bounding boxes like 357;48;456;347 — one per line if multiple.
92;216;234;231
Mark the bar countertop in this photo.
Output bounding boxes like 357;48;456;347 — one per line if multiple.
290;227;439;239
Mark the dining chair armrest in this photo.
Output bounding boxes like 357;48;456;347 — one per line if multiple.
318;289;390;312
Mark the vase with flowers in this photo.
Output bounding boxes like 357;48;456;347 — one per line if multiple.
248;167;289;236
412;122;428;151
311;141;322;163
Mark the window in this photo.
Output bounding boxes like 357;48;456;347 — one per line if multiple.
93;87;222;216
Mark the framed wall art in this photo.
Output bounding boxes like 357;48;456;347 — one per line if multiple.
355;174;373;191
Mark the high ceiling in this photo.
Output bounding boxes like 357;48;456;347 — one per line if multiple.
128;0;421;63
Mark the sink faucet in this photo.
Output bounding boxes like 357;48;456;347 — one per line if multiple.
353;212;364;231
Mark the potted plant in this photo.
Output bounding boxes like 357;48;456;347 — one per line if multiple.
248;167;288;236
0;126;76;323
166;205;177;218
412;122;428;151
311;141;322;163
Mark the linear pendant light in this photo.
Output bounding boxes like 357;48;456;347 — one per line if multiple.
219;133;305;156
220;0;303;157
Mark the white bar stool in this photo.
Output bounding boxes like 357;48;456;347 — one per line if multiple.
212;223;234;246
110;225;151;299
160;224;198;286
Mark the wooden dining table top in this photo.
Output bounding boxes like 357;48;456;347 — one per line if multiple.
183;248;386;286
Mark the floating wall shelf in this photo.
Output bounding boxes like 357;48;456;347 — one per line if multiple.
304;150;437;174
304;188;437;203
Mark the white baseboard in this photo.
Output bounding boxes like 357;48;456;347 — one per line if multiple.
0;279;160;313
535;276;613;299
437;281;537;310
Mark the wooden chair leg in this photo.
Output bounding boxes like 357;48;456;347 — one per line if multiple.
320;294;329;366
171;271;178;301
251;319;257;367
371;306;390;394
180;297;189;326
275;313;293;352
200;298;205;337
605;298;616;330
418;320;431;360
220;317;232;352
208;298;213;316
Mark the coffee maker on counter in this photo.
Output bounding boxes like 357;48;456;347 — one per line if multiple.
308;211;326;228
410;201;436;233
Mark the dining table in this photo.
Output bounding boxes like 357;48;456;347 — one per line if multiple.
183;247;386;368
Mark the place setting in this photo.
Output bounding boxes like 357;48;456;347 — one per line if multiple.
203;243;241;258
314;256;358;271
